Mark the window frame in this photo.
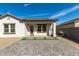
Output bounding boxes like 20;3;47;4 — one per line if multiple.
37;24;47;32
42;24;47;32
10;24;15;34
3;23;15;34
4;24;9;33
37;24;42;32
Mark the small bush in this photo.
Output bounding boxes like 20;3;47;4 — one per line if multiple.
53;37;58;40
44;37;46;40
21;37;26;40
33;37;36;40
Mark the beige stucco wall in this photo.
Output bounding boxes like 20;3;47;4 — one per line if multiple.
60;20;79;28
75;21;79;27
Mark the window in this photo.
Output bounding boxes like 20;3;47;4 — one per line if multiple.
37;25;41;32
37;24;47;32
10;24;15;33
4;24;15;34
4;24;9;33
43;24;46;31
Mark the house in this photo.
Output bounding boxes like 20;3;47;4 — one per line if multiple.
0;13;57;38
57;18;79;40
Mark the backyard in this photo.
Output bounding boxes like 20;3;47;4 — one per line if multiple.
0;37;79;56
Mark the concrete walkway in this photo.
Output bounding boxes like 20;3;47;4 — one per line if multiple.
0;38;21;50
57;36;79;49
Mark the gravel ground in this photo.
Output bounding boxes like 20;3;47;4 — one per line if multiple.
0;39;79;56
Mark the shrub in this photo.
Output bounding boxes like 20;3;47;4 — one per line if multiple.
44;37;46;40
21;37;26;40
33;37;36;40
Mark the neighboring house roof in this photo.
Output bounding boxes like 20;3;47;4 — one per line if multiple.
0;13;57;22
58;18;79;26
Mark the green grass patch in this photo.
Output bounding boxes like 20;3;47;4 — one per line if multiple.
21;36;58;40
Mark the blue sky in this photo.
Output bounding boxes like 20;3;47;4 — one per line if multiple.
0;3;79;24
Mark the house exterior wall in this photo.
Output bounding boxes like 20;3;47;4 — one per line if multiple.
33;24;51;36
75;21;79;27
33;25;47;36
25;23;53;36
0;16;26;37
0;16;56;37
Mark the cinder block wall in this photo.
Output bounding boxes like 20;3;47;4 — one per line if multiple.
60;27;79;40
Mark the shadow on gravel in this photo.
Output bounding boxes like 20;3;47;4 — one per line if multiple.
65;37;79;44
58;35;79;44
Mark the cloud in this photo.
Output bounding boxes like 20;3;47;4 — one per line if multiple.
24;3;31;7
49;5;79;19
18;13;49;18
29;13;49;17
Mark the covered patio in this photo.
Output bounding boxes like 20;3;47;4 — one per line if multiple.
24;20;56;37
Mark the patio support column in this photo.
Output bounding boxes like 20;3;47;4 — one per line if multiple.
53;22;56;37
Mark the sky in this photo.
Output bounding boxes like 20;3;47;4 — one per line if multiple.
0;3;79;25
